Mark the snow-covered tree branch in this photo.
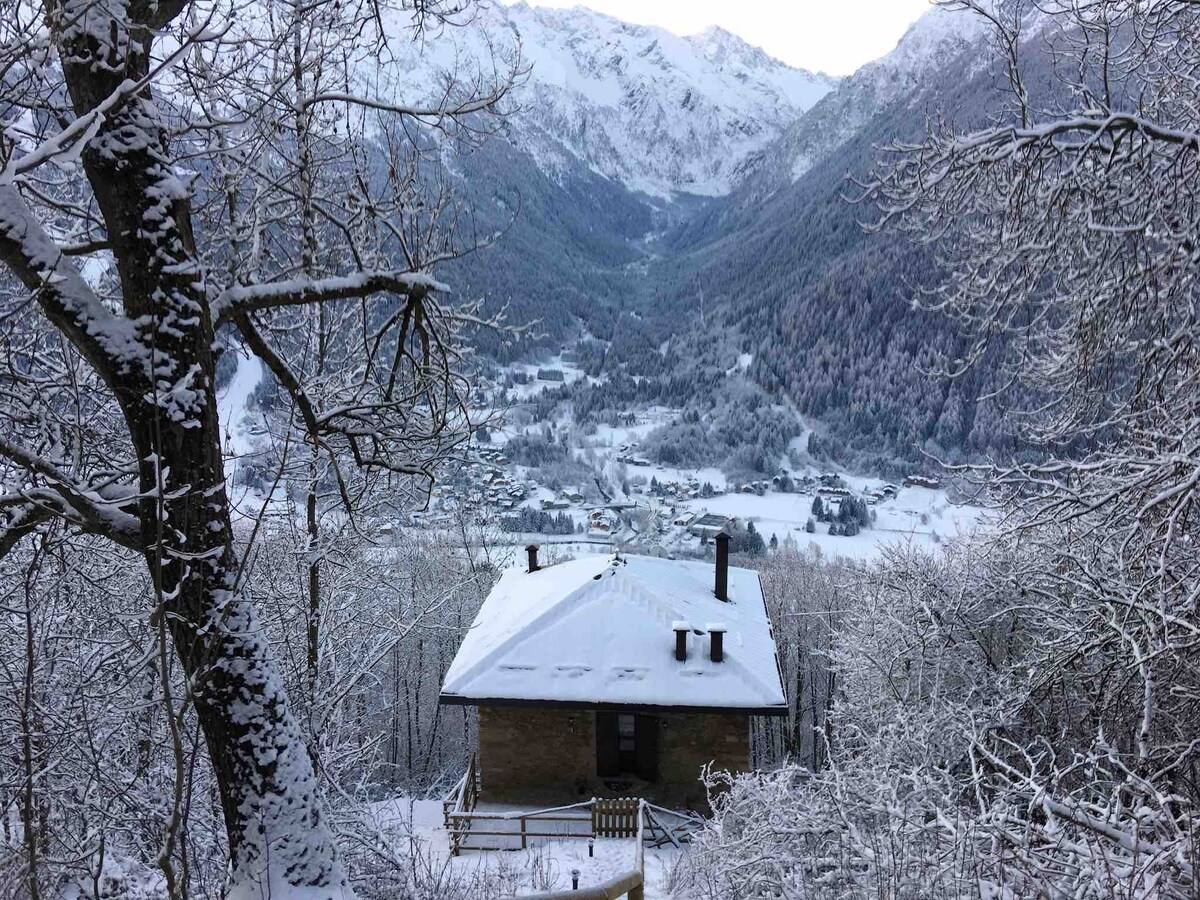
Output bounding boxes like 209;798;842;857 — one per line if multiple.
0;0;517;892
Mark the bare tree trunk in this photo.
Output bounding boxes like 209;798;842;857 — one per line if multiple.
44;11;350;895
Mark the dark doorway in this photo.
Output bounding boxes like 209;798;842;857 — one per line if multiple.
596;711;658;781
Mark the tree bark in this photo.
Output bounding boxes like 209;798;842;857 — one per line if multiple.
42;1;351;895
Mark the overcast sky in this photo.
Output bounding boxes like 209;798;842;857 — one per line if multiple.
499;0;934;76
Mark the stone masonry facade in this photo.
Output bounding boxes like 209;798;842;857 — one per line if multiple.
476;705;750;810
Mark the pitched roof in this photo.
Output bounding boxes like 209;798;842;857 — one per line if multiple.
439;554;787;714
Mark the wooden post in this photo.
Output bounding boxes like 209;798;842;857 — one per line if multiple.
520;816;527;850
629;799;646;899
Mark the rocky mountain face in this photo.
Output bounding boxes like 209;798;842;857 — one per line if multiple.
385;3;1027;466
766;7;988;190
386;2;835;198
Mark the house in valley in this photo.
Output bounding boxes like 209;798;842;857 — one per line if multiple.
438;538;787;811
687;512;733;538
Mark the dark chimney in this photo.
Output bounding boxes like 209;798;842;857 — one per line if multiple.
526;544;540;574
673;621;690;662
714;531;730;601
708;624;727;663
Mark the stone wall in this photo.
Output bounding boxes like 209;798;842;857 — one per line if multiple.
476;704;750;810
477;706;596;801
658;711;749;810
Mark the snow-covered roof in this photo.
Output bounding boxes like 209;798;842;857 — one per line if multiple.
440;554;786;714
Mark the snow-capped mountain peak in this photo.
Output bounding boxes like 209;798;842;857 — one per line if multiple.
384;4;836;197
733;3;994;190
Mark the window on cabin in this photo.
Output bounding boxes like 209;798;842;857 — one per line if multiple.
596;711;658;781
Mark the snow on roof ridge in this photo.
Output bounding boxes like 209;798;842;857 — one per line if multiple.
441;553;786;709
442;555;614;692
446;555;683;693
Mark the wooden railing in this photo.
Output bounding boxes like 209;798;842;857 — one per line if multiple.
519;799;647;900
438;759;702;899
442;752;481;855
441;793;649;897
445;800;594;854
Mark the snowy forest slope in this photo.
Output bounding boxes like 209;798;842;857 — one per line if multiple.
390;4;1050;468
642;9;1061;471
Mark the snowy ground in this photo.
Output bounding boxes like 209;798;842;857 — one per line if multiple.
682;483;989;560
370;798;680;898
503;354;596;400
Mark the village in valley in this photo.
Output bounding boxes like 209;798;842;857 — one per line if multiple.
218;344;984;562
385;353;983;561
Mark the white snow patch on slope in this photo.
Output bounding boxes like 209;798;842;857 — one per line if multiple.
217;350;263;481
380;3;836;197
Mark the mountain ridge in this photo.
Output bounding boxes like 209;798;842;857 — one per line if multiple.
410;2;1027;468
385;2;835;198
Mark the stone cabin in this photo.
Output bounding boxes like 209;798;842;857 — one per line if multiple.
438;538;787;810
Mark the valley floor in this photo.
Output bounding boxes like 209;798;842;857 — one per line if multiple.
218;348;990;564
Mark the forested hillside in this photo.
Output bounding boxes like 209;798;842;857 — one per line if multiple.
436;5;1047;471
436;135;655;361
645;16;1059;472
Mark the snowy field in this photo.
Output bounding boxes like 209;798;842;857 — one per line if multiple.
370;798;680;898
682;483;989;560
219;350;990;563
503;353;596;400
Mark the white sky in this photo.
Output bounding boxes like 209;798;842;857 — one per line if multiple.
499;0;934;76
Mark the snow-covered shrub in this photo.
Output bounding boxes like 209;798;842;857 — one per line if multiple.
676;538;1197;898
676;756;982;899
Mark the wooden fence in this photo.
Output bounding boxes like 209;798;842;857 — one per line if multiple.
520;799;646;900
438;790;648;897
441;752;482;855
591;798;640;838
439;767;704;898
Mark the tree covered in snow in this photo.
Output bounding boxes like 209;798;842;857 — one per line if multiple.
683;537;1196;897
680;1;1200;895
858;0;1200;833
0;0;516;894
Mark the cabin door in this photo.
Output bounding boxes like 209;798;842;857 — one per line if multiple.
596;711;658;781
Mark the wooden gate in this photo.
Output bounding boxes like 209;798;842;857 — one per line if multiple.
591;797;640;838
